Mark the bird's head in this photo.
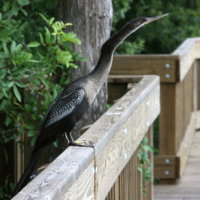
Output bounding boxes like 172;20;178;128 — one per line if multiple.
127;13;169;32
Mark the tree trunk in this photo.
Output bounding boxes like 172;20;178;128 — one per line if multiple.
58;0;113;138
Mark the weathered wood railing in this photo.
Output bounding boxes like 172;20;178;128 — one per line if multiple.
111;37;200;180
12;76;160;200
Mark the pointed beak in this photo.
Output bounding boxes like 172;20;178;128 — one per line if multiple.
144;13;169;24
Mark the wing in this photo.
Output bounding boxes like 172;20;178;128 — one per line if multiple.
43;88;87;128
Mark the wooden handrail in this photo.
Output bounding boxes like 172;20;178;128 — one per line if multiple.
111;37;200;82
12;76;160;200
172;38;200;81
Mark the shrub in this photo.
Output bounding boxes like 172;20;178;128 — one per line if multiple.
0;1;84;198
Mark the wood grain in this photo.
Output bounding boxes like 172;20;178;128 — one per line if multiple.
172;38;200;81
63;162;94;200
155;130;200;199
12;147;94;200
111;38;200;83
196;59;200;110
196;111;200;129
177;112;196;176
111;55;178;83
91;78;159;199
12;76;160;200
159;84;176;155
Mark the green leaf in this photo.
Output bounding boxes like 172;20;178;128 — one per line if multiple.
39;33;44;45
7;81;14;88
27;41;40;48
17;0;30;6
68;63;78;69
41;78;49;88
0;12;2;21
56;48;72;65
2;88;8;98
27;130;35;137
65;23;72;26
13;85;21;102
39;13;49;24
49;17;55;25
15;44;23;52
53;140;59;148
28;60;41;63
60;32;81;44
3;42;9;56
45;27;51;44
11;41;17;53
15;82;26;88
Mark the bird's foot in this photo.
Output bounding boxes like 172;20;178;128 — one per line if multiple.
81;124;92;132
69;140;94;148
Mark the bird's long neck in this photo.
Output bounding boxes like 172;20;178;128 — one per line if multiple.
90;22;144;81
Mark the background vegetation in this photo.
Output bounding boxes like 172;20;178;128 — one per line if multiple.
0;0;84;198
113;0;200;54
1;0;200;198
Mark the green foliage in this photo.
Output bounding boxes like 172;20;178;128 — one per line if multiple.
153;118;159;153
112;0;132;28
113;0;145;54
0;177;15;199
0;0;84;198
0;14;81;143
137;136;156;194
113;0;200;53
115;39;145;54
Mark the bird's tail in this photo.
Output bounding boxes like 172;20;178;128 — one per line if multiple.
12;149;42;197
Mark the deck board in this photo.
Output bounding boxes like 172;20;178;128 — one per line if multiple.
154;131;200;200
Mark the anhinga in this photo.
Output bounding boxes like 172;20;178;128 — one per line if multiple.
12;14;168;197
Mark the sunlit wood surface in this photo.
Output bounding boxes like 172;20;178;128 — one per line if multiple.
154;131;200;200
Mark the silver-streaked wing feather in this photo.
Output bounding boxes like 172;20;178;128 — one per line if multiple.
44;88;86;128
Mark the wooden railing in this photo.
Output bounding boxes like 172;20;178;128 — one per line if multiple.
111;37;200;180
12;76;160;200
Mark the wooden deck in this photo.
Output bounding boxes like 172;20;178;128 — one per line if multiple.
154;131;200;200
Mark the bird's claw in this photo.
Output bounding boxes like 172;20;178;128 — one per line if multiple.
69;140;94;148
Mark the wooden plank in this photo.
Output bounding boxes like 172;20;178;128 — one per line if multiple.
12;147;94;200
172;38;200;81
196;111;200;129
175;65;194;153
183;65;194;128
108;75;142;83
154;155;179;179
137;162;143;200
155;156;177;166
159;64;194;156
63;162;94;200
111;38;200;83
196;59;200;110
89;79;159;200
111;55;178;83
159;84;176;155
12;76;160;200
15;134;25;182
106;127;153;200
154;166;177;179
175;78;185;153
154;131;200;199
177;112;196;177
193;61;198;111
80;76;160;200
144;127;153;200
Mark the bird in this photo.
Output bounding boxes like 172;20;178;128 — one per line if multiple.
12;13;168;197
